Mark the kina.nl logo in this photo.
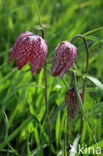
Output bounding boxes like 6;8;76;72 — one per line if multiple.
69;144;101;155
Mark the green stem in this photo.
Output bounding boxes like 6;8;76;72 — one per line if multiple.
66;108;70;156
36;28;44;38
34;0;51;153
70;34;89;137
44;62;52;156
66;73;74;155
36;26;51;156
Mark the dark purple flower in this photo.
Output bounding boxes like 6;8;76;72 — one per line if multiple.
9;31;48;74
51;41;77;78
65;88;82;119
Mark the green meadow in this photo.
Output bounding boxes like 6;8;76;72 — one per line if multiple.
0;0;103;155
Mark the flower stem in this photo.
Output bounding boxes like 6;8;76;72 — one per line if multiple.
44;61;52;155
36;28;44;39
70;34;89;136
36;28;51;155
66;108;70;156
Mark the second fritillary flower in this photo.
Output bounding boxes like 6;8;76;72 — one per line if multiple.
51;41;77;78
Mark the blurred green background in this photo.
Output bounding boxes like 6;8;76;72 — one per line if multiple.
0;0;103;155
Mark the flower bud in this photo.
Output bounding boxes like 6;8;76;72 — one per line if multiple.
65;88;82;119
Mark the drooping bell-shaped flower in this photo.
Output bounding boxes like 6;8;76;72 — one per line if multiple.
51;41;77;78
9;31;48;74
65;88;82;119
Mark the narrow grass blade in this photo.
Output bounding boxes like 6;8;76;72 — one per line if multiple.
0;116;33;150
56;112;61;148
3;111;9;142
34;0;42;27
73;73;86;120
83;27;103;36
73;72;97;144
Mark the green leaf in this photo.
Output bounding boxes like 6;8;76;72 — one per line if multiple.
0;116;33;150
3;111;9;142
56;112;61;148
51;102;65;124
73;72;97;144
85;75;103;95
87;140;103;149
83;140;103;154
73;73;86;120
83;27;103;36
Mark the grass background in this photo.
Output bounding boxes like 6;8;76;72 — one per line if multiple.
0;0;103;155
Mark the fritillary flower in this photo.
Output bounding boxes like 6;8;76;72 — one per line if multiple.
65;88;82;119
51;41;77;78
9;31;48;74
